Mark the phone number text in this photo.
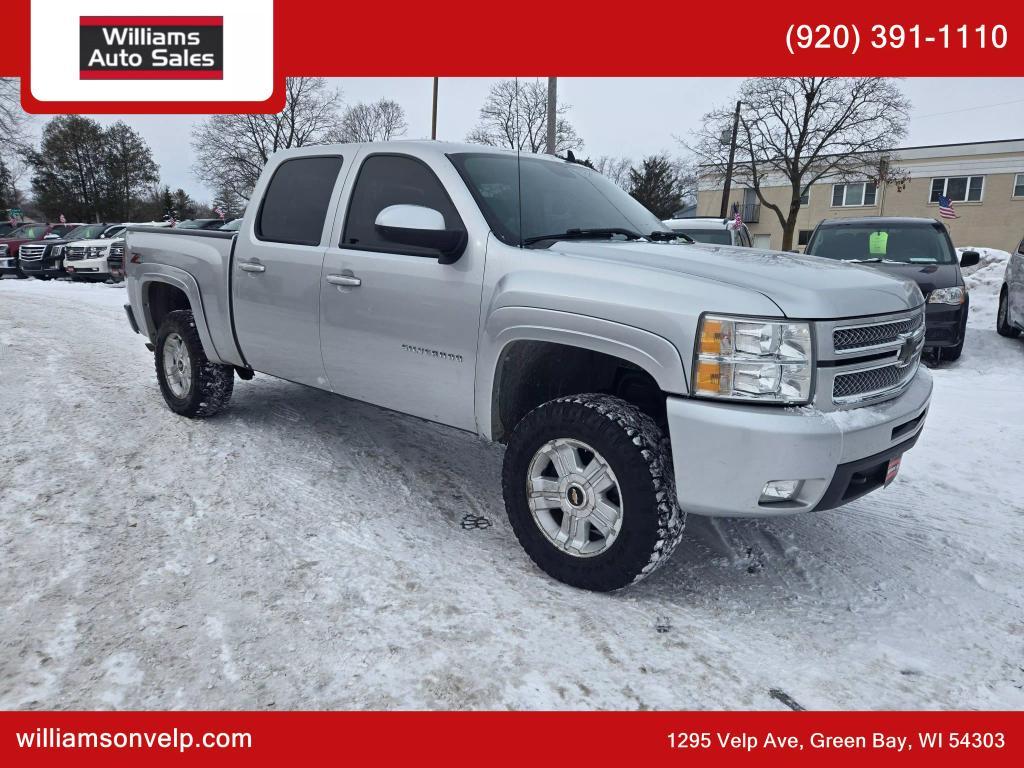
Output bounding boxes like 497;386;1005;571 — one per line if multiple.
785;24;1008;55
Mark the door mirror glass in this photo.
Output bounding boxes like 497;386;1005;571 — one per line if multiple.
374;204;467;264
959;250;980;268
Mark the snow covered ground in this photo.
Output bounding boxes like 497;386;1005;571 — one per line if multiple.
1;263;1022;711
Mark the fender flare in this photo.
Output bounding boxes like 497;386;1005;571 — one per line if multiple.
476;306;688;441
136;265;223;364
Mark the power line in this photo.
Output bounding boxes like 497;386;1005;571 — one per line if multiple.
911;97;1024;121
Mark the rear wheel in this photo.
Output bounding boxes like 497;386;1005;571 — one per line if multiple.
155;310;234;418
997;289;1020;338
502;393;684;591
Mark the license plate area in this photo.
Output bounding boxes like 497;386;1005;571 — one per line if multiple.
885;455;902;486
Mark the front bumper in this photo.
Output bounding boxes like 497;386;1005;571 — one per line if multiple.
667;368;932;517
66;256;110;277
924;298;968;348
0;256;19;275
20;258;64;276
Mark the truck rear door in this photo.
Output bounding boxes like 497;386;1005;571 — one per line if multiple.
232;153;349;387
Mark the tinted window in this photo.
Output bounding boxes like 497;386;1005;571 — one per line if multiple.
449;152;669;246
9;224;47;239
65;224;106;240
806;223;956;265
672;228;731;245
343;154;462;257
258;156;343;246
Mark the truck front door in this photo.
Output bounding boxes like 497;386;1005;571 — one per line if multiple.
232;154;347;387
319;152;484;431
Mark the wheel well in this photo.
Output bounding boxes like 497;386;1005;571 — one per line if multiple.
146;281;191;333
491;340;666;443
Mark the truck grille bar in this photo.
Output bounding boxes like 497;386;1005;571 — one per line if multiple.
833;310;924;354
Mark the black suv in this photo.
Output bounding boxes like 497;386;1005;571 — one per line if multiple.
805;217;979;361
18;223;119;280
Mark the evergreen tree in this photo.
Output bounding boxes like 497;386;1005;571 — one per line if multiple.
627;155;684;219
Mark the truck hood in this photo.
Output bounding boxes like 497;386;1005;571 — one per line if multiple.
550;241;924;318
850;261;962;294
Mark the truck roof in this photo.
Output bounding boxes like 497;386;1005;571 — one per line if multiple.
270;140;568;164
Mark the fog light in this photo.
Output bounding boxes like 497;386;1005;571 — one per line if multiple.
760;480;802;503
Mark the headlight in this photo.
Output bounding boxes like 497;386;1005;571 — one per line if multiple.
928;286;965;305
694;315;813;404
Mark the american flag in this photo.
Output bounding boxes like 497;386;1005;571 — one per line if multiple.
731;210;742;230
937;195;959;219
214;206;226;220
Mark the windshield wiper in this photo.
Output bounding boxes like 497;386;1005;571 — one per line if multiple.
522;227;643;246
847;257;883;263
647;230;683;242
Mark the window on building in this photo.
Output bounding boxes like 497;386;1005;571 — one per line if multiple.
1014;173;1024;198
831;182;877;207
929;176;984;204
799;188;810;205
798;229;813;246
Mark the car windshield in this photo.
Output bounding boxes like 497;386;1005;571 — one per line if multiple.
7;224;48;239
448;152;670;246
671;228;731;245
220;219;241;231
66;224;108;240
807;222;956;265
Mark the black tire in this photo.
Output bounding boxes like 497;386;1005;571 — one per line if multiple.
155;309;234;418
502;393;684;591
997;288;1021;338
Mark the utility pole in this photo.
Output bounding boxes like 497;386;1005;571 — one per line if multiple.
719;100;742;219
545;77;557;155
431;77;439;140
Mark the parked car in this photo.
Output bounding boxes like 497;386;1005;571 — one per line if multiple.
0;221;32;237
662;217;752;247
125;142;931;591
18;222;116;280
997;234;1024;340
805;217;978;362
64;226;127;282
0;222;81;278
177;218;227;230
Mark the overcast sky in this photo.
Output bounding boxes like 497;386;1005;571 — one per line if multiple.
31;77;1024;201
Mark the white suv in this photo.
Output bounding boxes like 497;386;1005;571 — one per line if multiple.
662;217;752;247
64;226;127;282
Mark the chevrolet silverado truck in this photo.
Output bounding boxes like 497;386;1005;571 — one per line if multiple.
124;142;932;591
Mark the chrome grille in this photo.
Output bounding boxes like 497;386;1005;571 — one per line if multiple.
108;242;125;267
65;246;86;261
18;244;47;261
833;310;924;353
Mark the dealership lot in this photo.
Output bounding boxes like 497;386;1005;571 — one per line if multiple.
1;260;1022;710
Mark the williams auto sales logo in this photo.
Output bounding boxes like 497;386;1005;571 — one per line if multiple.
79;16;224;80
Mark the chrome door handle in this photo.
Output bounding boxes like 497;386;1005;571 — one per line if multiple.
326;274;361;287
238;262;265;273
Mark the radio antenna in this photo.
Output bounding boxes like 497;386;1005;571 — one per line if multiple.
515;77;523;248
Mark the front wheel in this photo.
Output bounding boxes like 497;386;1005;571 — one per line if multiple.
155;310;234;418
997;289;1021;338
502;394;684;591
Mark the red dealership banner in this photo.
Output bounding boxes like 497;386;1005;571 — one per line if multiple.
0;0;1022;112
1;711;1022;766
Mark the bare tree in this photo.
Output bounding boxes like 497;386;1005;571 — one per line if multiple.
592;156;633;189
466;79;583;155
689;78;910;250
335;99;408;143
191;77;343;201
0;77;29;152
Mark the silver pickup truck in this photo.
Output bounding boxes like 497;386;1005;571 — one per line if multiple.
125;141;931;591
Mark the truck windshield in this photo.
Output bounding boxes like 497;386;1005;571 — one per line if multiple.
448;152;671;247
806;222;956;265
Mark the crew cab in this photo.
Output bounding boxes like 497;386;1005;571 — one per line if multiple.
18;222;115;279
125;142;932;591
0;222;80;278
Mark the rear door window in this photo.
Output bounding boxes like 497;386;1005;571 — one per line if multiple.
257;156;344;246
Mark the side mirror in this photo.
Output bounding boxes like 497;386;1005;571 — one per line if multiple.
959;250;980;268
44;233;61;239
374;204;467;264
